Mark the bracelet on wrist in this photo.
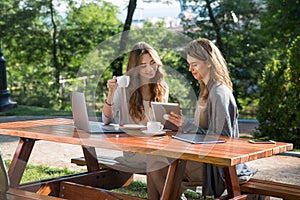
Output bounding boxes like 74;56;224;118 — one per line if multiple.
105;99;113;106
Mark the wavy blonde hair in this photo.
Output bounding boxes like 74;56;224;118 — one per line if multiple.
126;42;166;123
185;38;233;92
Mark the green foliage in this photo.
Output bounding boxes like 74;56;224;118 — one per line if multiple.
4;160;84;183
112;180;147;198
260;0;300;56
0;105;71;116
0;0;122;110
20;164;80;184
183;189;203;199
256;36;300;148
0;0;299;136
112;180;206;199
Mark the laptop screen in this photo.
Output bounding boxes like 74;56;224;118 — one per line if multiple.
71;91;91;132
71;91;126;134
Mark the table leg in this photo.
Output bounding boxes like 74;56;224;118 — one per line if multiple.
8;137;35;188
223;165;241;198
161;159;187;200
81;146;133;190
82;146;99;172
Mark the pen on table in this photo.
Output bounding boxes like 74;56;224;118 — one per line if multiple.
152;136;168;140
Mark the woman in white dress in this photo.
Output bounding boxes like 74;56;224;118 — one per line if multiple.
102;41;169;171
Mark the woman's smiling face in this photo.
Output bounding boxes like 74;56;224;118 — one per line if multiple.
138;53;158;80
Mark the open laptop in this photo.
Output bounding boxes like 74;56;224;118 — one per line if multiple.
70;91;125;134
151;102;181;131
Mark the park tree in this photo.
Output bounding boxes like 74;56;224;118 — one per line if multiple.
110;0;137;76
58;0;121;108
0;0;55;107
0;0;121;109
259;0;300;59
256;0;300;147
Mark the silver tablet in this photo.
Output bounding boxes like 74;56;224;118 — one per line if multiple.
151;102;181;131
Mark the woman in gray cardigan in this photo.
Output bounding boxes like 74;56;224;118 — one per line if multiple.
148;38;254;199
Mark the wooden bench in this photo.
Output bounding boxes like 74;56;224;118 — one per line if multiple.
71;156;120;168
71;156;146;174
1;150;66;200
240;178;300;200
5;188;66;200
59;181;146;200
73;157;300;200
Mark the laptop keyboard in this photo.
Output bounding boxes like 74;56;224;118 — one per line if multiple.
88;121;125;133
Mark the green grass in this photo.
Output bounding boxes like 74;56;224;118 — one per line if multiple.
112;180;147;198
112;182;208;199
0;105;71;116
4;160;85;183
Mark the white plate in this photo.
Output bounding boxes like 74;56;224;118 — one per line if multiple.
142;130;166;136
123;124;146;130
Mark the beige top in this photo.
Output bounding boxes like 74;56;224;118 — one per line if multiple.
102;82;169;125
141;100;155;125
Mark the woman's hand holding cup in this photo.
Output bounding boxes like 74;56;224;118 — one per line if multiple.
107;76;117;92
107;75;130;92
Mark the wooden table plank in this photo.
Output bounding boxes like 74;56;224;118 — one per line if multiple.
0;118;293;167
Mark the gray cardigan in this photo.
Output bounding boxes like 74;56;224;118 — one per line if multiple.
183;80;253;197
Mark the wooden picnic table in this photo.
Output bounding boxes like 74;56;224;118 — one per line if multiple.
0;118;293;199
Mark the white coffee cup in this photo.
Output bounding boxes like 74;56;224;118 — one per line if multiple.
117;75;130;88
147;121;163;132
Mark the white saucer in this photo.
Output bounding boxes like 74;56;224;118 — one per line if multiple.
123;124;146;130
142;130;166;136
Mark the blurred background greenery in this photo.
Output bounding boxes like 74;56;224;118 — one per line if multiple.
0;0;299;147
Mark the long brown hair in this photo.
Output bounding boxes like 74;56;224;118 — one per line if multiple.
126;42;166;123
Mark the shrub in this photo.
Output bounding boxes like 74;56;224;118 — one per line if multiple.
256;36;300;148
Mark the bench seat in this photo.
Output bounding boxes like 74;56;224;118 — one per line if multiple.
71;156;120;168
71;156;146;174
240;178;300;200
59;181;146;200
73;157;300;200
5;188;65;200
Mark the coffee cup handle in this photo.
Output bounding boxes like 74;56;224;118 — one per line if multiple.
159;124;163;131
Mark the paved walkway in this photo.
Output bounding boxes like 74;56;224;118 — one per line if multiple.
0;116;299;189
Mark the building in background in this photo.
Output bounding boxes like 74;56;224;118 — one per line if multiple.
107;0;182;28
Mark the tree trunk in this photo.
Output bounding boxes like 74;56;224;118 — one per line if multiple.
111;0;137;76
50;0;60;96
205;0;223;52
